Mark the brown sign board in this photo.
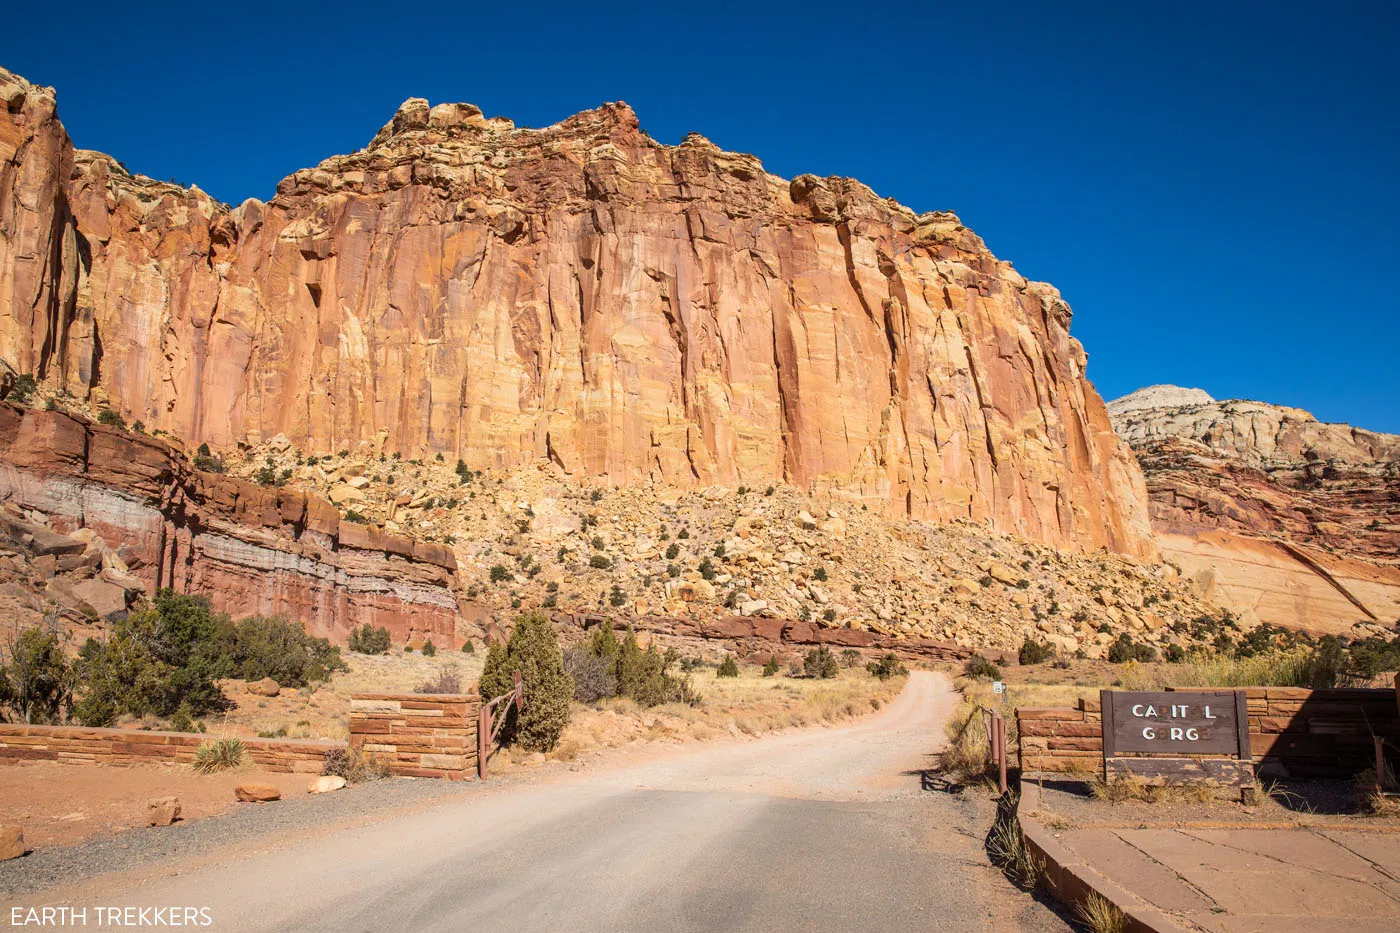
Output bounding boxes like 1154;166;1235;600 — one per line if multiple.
1102;690;1248;757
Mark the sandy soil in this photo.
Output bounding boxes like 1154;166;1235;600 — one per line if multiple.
0;762;316;847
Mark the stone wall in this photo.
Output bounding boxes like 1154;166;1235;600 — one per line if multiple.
0;724;341;772
0;403;460;647
1017;686;1400;779
348;693;480;780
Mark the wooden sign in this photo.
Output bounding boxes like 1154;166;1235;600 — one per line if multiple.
1101;690;1253;788
1102;690;1248;757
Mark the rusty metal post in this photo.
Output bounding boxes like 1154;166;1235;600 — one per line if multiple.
996;712;1008;795
1378;736;1387;796
478;701;490;780
514;670;524;711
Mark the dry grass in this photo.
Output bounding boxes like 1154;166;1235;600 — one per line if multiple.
1088;773;1221;804
547;667;906;761
1076;892;1126;933
213;651;484;742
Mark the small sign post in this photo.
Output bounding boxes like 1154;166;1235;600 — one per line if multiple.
992;681;1005;696
1101;690;1253;788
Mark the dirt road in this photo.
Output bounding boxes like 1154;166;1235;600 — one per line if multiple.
3;672;1067;931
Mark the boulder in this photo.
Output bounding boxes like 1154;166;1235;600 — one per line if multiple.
307;775;346;794
234;783;281;803
246;677;281;697
0;825;24;861
988;563;1019;586
29;528;84;556
146;796;181;826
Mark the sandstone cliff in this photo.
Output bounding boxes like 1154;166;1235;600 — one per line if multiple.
0;403;459;646
1108;386;1400;632
0;65;1154;559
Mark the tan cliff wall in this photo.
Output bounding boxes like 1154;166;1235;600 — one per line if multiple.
1107;388;1400;633
0;403;459;645
0;66;1155;560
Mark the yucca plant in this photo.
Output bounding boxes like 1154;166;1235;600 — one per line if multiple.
192;737;245;774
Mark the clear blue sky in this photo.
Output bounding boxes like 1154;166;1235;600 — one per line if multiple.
4;2;1397;430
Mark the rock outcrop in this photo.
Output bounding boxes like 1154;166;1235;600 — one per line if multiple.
0;65;1155;559
1108;387;1400;633
0;403;459;646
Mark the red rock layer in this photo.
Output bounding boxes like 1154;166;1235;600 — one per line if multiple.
0;403;459;646
0;67;1155;559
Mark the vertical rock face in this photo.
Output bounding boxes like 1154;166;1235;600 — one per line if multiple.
0;66;1156;559
1108;387;1400;632
0;402;459;645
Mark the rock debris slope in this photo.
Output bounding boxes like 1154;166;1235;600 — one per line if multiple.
0;65;1153;559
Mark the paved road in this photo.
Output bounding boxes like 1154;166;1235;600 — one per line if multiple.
14;673;1068;932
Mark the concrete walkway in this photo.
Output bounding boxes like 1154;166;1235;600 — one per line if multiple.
1041;813;1400;931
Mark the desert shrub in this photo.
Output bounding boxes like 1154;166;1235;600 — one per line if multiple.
343;509;368;524
229;615;345;687
812;565;828;581
804;646;838;679
4;373;37;404
1076;892;1126;933
415;669;462;694
618;633;699;706
698;558;716;580
479;612;573;751
348;624;392;655
193;453;225;473
97;409;127;429
941;701;993;781
564;646;617;702
1107;633;1157;664
192;737;245;774
74;591;339;725
867;653;908;681
821;608;837;623
964;653;1001;681
588;554;611;570
609;585;627;607
422;640;437;657
1018;639;1052;666
1164;643;1187;663
169;703;195;733
462;640;476;654
840;649;861;668
321;746;390;784
716;655;740;678
762;657;780;677
490;565;510;583
665;543;680;560
0;623;75;724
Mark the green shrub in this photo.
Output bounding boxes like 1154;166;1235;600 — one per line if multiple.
462;640;476;654
0;624;75;724
348;624;392;655
762;657;780;677
192;737;245;773
867;653;908;681
588;554;611;570
697;558;715;580
192;454;225;473
229;615;345;687
169;703;195;733
343;509;367;524
609;585;627;607
665;543;680;560
1164;644;1187;663
840;649;862;668
490;565;511;583
479;612;573;752
5;373;37;404
812;565;828;582
1018;639;1052;666
804;646;839;679
1107;633;1157;664
73;591;340;725
821;608;836;623
716;655;740;678
964;654;1001;680
97;409;126;429
422;640;437;657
